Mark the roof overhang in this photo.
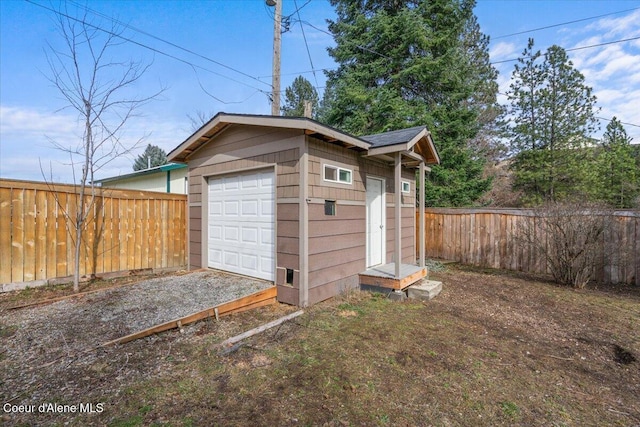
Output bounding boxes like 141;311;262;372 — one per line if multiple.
168;112;371;163
366;127;440;166
95;162;187;184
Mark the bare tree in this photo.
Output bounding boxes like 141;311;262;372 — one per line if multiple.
516;201;610;288
44;4;163;292
187;110;215;132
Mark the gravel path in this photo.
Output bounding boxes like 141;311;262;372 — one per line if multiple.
2;270;273;368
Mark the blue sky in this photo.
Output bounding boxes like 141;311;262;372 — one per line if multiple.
1;0;639;183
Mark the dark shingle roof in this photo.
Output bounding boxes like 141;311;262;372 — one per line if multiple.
361;126;427;148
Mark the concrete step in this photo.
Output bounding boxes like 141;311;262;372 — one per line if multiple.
407;279;442;301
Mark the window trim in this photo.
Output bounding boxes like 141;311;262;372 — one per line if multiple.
323;164;353;185
401;180;411;194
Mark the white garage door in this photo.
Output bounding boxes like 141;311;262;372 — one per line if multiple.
208;169;275;281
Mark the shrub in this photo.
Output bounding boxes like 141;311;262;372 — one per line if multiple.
517;201;609;288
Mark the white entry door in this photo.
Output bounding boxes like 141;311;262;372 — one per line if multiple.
208;169;275;281
366;177;385;267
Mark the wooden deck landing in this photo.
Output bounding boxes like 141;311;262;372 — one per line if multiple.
359;263;427;290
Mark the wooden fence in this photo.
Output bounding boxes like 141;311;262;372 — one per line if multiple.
0;179;187;288
419;208;639;286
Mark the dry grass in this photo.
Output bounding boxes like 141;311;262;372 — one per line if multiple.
1;265;639;426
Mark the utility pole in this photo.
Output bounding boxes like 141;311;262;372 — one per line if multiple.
267;0;282;116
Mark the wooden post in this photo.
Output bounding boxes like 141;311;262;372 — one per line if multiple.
270;0;282;115
299;139;309;307
419;161;425;268
395;152;401;279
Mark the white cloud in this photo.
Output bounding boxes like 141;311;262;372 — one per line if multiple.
0;105;187;183
587;10;640;39
490;41;519;61
0;105;80;139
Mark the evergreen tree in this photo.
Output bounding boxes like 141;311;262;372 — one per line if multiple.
504;39;599;205
323;0;496;207
281;76;319;118
594;117;638;208
133;144;168;171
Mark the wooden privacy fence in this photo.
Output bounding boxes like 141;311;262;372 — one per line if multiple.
419;208;639;286
0;179;187;288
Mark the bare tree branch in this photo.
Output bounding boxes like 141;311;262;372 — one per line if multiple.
41;1;164;291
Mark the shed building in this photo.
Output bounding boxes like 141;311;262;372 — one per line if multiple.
168;113;439;306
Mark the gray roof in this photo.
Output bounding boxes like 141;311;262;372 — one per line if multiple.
361;126;427;148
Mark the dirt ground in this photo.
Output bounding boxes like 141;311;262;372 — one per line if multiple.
1;265;639;426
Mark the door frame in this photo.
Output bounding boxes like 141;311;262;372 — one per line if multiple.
366;176;386;268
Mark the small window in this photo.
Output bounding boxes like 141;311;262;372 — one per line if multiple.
401;180;411;194
323;164;352;185
324;200;336;216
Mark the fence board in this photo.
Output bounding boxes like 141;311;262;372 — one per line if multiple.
0;179;187;287
0;188;12;283
418;208;639;286
11;188;25;282
35;190;47;280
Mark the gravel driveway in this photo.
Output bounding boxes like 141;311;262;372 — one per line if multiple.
2;270;273;369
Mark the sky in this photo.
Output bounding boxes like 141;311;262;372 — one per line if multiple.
1;0;639;183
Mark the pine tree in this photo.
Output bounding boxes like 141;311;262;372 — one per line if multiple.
594;117;638;208
281;76;319;118
504;39;599;205
133;144;168;171
323;0;496;207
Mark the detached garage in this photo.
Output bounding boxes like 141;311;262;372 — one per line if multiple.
168;113;439;307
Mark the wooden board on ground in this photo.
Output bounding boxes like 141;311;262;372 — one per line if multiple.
101;286;278;346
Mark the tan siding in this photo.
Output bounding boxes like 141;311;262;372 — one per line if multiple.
308;260;363;291
276;285;299;305
309;219;365;237
308;137;365;202
309;246;364;272
309;233;365;255
186;126;304;278
278;237;299;255
278;220;299;238
189;126;301;168
308;274;360;305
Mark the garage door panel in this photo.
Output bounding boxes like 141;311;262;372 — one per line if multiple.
224;176;240;190
241;176;259;189
241;227;259;244
209;248;222;264
261;228;274;245
224;225;239;242
241;199;258;216
241;254;258;270
209;201;223;216
208;169;275;281
209;225;223;241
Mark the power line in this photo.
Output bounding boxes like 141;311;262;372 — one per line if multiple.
596;117;640;129
498;91;640;128
293;0;319;88
299;19;392;59
64;0;271;88
491;35;640;64
493;7;640;39
26;0;270;102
